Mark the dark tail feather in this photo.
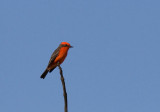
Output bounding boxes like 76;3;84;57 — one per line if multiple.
40;69;48;79
49;67;56;73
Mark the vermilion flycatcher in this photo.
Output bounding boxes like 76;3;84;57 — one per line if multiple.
40;42;73;79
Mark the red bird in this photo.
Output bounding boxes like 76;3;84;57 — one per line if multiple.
40;42;73;79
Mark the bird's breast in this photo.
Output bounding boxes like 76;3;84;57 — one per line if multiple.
54;47;69;64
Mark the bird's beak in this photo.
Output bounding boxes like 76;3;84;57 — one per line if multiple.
69;46;73;48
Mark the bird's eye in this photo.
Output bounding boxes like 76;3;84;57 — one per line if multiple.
65;44;68;47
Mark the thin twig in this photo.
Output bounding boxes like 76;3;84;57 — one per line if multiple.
57;64;68;112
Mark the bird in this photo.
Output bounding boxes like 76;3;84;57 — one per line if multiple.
40;42;73;79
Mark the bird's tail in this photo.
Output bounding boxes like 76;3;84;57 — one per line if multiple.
40;69;48;79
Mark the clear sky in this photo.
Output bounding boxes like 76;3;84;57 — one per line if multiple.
0;0;160;112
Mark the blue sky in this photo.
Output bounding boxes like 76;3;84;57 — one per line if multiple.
0;0;160;112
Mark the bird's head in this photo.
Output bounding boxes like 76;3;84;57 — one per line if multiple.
60;42;73;48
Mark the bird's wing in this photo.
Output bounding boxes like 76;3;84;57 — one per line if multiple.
47;46;61;68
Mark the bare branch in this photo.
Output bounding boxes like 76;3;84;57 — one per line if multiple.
57;64;68;112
